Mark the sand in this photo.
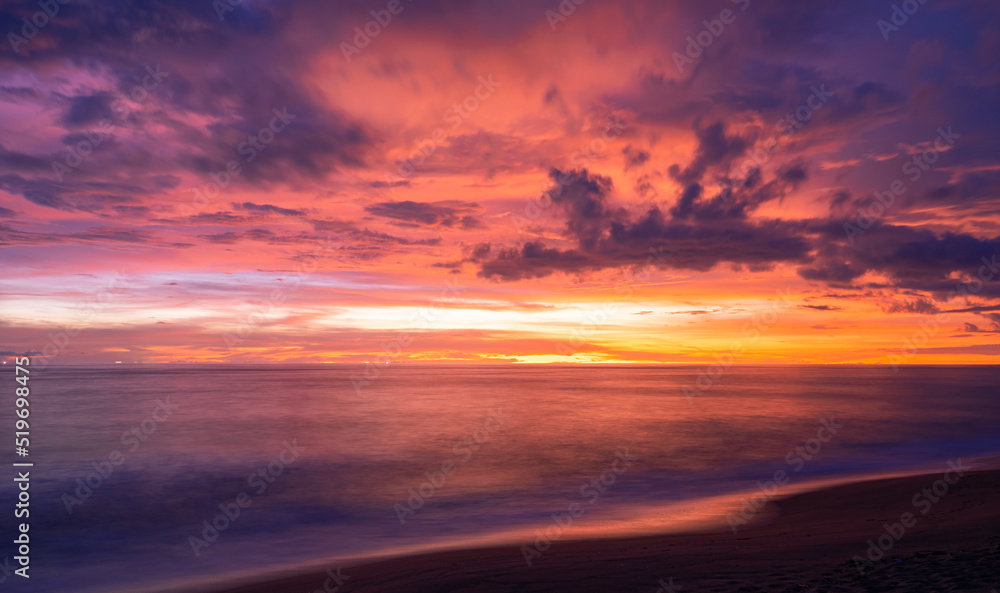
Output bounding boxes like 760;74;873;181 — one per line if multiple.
208;470;1000;592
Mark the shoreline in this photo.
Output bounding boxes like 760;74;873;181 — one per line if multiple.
197;468;1000;593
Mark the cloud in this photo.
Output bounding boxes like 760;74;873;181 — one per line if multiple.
623;145;650;170
0;174;147;213
802;222;1000;299
668;121;747;185
233;202;307;217
3;0;1000;365
370;179;410;188
58;92;115;127
882;298;941;314
364;200;482;229
899;344;1000;356
960;322;1000;333
0;144;53;173
0;223;154;246
478;168;813;281
944;305;1000;314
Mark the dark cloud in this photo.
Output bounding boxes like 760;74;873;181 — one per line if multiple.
0;174;149;213
59;92;115;127
478;168;812;281
800;304;842;311
364;200;482;229
828;189;852;212
111;205;150;217
73;226;153;242
798;260;863;285
180;212;255;225
803;222;1000;299
623;145;650;170
310;219;358;233
478;241;594;281
778;160;808;184
545;169;625;250
198;229;346;246
943;305;1000;314
357;228;441;246
0;223;153;246
470;242;491;260
0;145;53;172
0;0;377;201
233;202;307;217
670;156;806;222
898;344;1000;356
199;232;240;244
669;121;747;185
961;312;1000;333
370;179;410;188
922;170;1000;209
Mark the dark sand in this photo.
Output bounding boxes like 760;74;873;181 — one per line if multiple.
211;470;1000;592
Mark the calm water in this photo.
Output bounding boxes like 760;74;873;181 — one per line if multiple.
1;364;998;592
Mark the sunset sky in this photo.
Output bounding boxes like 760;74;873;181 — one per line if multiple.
2;0;999;365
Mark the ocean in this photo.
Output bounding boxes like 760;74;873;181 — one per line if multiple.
2;364;998;592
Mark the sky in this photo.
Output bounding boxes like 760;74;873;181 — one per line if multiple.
1;0;1000;366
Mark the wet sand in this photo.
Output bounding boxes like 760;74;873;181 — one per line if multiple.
209;469;1000;592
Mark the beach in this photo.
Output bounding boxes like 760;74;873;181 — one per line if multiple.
211;469;1000;593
